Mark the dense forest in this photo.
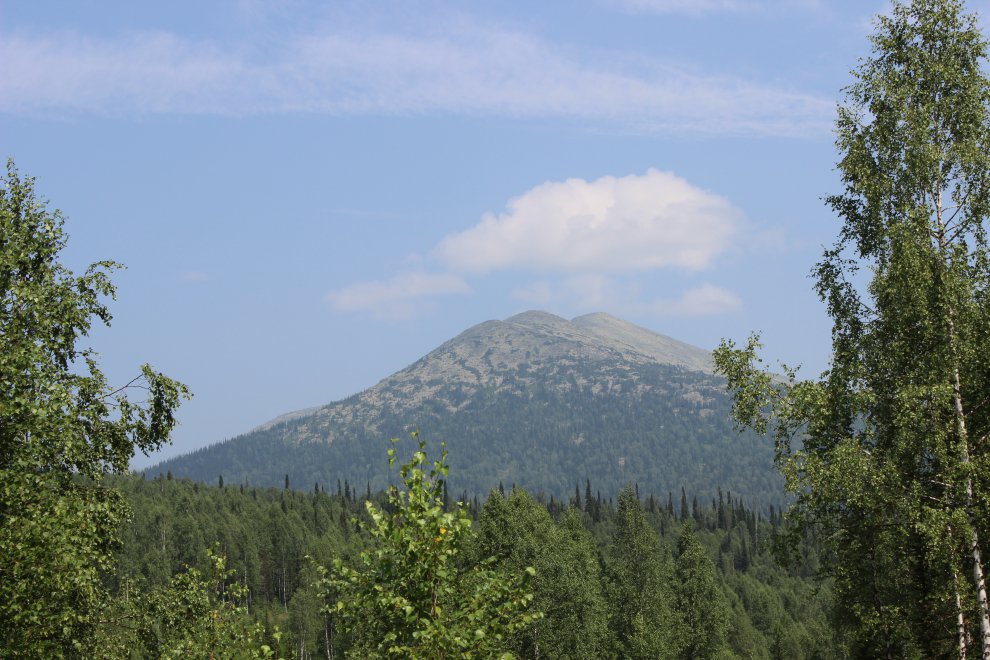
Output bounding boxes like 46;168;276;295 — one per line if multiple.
107;443;833;658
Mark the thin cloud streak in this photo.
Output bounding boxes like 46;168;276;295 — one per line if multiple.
643;283;743;316
513;278;742;316
609;0;824;15
180;270;209;283
326;271;471;320
0;23;831;135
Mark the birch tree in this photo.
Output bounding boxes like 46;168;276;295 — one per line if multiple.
0;160;190;655
322;435;540;658
715;1;990;656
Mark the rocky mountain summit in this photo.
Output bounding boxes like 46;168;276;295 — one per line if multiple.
150;312;779;507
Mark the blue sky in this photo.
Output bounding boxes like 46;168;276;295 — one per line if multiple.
3;0;972;468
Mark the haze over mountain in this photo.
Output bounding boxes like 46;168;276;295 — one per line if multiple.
149;312;780;507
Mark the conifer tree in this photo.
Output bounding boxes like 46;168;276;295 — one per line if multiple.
609;488;683;659
674;526;728;659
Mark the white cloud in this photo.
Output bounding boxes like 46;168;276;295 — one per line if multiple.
436;169;741;274
329;170;746;320
330;170;746;320
325;271;471;319
0;22;831;135
513;278;741;316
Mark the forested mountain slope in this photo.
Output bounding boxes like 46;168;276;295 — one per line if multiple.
149;311;780;507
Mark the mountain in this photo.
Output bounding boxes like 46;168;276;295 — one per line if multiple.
148;311;782;508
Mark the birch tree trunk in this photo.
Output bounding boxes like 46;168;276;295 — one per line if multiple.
951;363;990;658
955;569;968;660
938;187;990;658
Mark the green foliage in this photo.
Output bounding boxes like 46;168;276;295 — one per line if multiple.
715;0;990;655
288;564;329;659
322;434;540;657
674;526;730;659
102;546;284;659
110;472;370;657
476;489;609;658
0;160;190;655
112;466;837;658
608;487;683;659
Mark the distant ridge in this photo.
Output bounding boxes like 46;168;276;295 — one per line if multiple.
150;311;780;508
249;405;323;434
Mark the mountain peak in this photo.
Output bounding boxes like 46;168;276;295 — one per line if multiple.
570;311;621;324
149;308;778;508
404;310;714;386
505;310;571;328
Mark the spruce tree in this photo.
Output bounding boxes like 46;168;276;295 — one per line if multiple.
609;488;683;659
674;526;728;659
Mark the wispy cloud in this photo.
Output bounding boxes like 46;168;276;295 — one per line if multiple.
180;270;209;283
608;0;823;16
436;169;741;274
0;21;831;135
513;275;638;309
513;277;742;316
325;271;471;319
643;283;742;315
